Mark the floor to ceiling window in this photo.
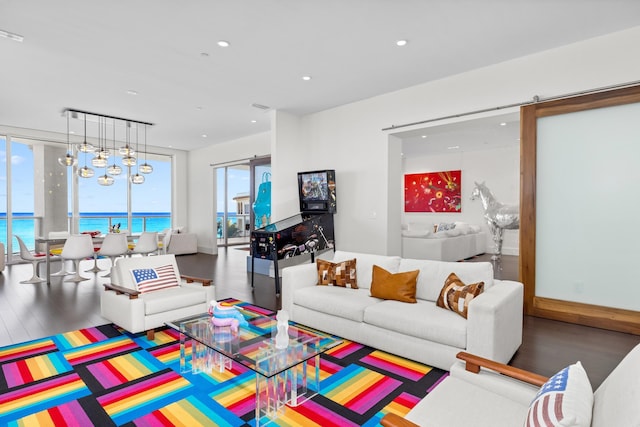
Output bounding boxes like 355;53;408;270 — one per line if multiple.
216;165;250;247
130;152;172;233
0;129;175;262
0;138;41;259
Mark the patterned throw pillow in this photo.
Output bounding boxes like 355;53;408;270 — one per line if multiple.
130;264;179;293
370;265;419;303
525;362;593;427
436;272;484;318
316;258;358;289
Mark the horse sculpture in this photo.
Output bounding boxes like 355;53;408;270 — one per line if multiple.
470;182;519;259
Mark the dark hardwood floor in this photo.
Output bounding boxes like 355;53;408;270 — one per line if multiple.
1;248;637;389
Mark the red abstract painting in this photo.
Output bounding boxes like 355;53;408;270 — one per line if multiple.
404;170;461;212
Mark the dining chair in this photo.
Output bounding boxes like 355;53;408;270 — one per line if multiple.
49;231;75;277
130;232;159;256
60;234;95;282
98;233;129;277
15;235;59;284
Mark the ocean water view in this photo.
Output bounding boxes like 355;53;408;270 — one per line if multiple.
2;211;247;252
1;212;171;251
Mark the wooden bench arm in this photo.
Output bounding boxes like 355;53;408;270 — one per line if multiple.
380;413;420;427
181;275;212;286
456;351;548;387
103;283;140;299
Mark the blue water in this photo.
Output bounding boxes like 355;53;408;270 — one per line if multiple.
3;212;243;251
2;212;171;251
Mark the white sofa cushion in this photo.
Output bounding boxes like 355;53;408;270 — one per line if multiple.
399;258;494;302
331;250;400;290
406;375;530;427
363;300;467;348
293;286;380;322
142;286;207;315
592;343;640;427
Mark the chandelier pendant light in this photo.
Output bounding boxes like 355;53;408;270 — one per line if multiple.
98;173;114;186
107;119;122;176
62;108;153;184
77;113;95;178
130;125;145;184
76;113;95;153
139;124;153;174
92;117;109;168
58;110;77;166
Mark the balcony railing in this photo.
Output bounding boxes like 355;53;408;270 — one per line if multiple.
2;213;171;256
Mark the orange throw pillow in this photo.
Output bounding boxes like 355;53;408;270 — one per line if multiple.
436;272;484;318
370;265;419;303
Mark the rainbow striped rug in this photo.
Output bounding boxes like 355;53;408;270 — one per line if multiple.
0;300;447;426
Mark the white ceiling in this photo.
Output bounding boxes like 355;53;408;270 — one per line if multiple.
1;1;639;151
399;112;521;156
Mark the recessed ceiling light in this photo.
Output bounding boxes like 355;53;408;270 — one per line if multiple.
421;135;427;139
126;90;138;96
251;120;257;123
0;29;24;42
69;131;75;134
447;145;460;150
500;122;507;126
302;76;312;81
201;134;207;138
217;40;230;47
396;40;408;47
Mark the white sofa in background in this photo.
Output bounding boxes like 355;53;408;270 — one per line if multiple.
163;231;198;255
101;254;214;339
401;221;487;261
381;343;640;427
281;250;523;371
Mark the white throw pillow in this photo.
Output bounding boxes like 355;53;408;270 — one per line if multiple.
524;361;593;427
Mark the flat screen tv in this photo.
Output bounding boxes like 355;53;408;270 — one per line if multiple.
297;169;336;213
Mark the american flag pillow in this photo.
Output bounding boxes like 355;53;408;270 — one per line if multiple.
525;361;593;427
130;264;179;293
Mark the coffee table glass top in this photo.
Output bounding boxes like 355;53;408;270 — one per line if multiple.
166;307;342;377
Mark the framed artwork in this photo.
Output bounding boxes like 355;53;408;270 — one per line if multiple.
404;170;461;212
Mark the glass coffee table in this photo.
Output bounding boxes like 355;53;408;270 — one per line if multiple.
166;307;341;426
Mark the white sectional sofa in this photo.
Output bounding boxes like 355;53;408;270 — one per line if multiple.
281;250;523;371
401;221;487;261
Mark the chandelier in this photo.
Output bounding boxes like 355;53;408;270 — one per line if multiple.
61;108;154;185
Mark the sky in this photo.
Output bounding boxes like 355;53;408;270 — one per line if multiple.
0;138;171;213
1;138;262;216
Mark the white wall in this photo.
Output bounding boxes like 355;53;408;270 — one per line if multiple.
265;26;640;255
402;145;520;255
186;26;640;256
187;131;270;254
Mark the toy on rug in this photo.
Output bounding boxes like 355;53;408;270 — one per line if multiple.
208;300;248;332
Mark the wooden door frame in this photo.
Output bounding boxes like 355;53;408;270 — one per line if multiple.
520;85;640;335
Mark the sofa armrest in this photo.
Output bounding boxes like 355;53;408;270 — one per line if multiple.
281;262;318;314
466;280;523;363
457;352;547;387
380;413;420;427
103;283;140;299
181;275;212;287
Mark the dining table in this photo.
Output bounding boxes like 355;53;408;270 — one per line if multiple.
34;233;142;284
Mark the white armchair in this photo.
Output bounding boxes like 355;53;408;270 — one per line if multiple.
100;254;214;339
381;344;640;427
